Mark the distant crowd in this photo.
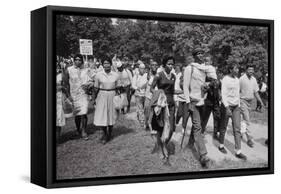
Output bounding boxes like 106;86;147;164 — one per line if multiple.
56;48;268;168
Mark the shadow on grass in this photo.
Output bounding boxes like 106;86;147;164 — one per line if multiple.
167;141;176;155
222;137;237;156
255;137;268;146
112;124;135;140
58;123;98;144
57;130;81;144
86;123;98;135
182;135;200;161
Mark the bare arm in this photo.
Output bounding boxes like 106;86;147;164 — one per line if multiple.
254;92;264;107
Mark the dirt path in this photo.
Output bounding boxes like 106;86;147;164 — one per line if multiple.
56;106;268;180
172;114;268;163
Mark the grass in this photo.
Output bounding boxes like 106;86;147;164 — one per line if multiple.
56;99;268;180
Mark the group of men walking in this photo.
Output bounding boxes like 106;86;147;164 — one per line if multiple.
56;47;266;168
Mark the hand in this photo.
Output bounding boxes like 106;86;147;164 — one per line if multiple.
68;96;74;103
226;107;232;116
87;82;94;88
260;103;266;112
81;84;88;91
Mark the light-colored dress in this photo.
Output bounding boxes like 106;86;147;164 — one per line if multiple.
56;73;65;126
94;70;120;126
67;65;91;115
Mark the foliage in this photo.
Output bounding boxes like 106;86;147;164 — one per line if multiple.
56;15;268;76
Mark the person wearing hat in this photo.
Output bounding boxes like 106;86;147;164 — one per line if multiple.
132;62;148;129
183;47;217;167
64;54;92;140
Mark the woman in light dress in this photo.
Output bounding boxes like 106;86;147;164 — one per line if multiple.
64;54;91;140
93;56;120;144
56;64;66;142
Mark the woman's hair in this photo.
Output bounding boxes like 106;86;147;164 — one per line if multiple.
246;64;255;69
162;55;175;67
101;56;112;66
74;54;84;64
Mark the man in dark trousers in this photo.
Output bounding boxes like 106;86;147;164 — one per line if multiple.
201;56;221;140
183;48;217;168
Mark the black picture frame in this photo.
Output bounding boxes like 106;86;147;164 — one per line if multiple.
31;5;274;188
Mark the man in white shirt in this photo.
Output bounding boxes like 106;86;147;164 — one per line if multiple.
183;47;217;167
240;64;264;148
132;62;148;129
219;63;247;160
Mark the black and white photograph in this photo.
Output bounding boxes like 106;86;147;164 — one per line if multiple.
55;13;270;180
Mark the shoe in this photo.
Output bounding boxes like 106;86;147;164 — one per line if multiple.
218;146;227;154
247;139;254;148
81;131;89;141
163;158;171;166
76;129;81;136
235;153;247;161
199;155;210;167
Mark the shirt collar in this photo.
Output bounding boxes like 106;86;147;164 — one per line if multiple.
74;64;84;69
102;70;113;76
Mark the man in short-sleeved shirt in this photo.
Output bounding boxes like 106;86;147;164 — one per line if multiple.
240;73;259;100
239;65;264;148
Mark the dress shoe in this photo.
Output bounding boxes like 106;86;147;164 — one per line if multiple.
218;146;227;154
247;139;254;148
235;153;247;161
199;155;210;167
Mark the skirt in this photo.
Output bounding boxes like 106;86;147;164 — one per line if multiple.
72;94;89;116
94;90;116;126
